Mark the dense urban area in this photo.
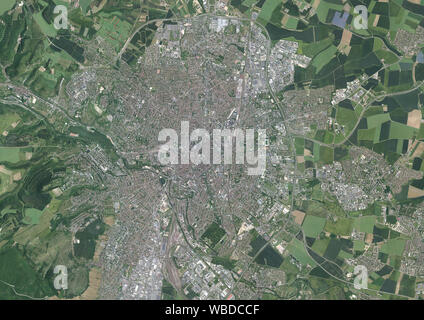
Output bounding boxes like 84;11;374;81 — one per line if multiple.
1;0;424;301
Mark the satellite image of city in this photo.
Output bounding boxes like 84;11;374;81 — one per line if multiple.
2;0;424;305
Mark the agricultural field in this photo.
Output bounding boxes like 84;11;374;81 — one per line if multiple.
0;0;15;16
22;208;43;225
287;238;317;267
302;214;326;238
324;217;353;236
0;147;22;163
354;216;376;234
96;12;133;52
257;0;281;24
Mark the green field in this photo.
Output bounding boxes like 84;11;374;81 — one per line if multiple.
23;208;44;225
0;147;21;163
97;12;133;52
284;16;299;29
257;0;281;23
301;38;333;58
380;239;406;256
0;112;19;133
358;128;376;141
338;250;353;259
0;247;54;299
336;107;358;132
354;216;376;233
324;217;354;236
0;171;13;194
33;12;57;37
319;146;334;164
311;238;330;256
311;45;338;73
353;240;366;251
287;238;317;267
367;113;391;129
80;0;92;14
302;215;326;238
389;121;417;140
241;0;258;6
14;198;62;245
295;137;304;155
315;0;344;23
313;142;320;161
0;0;15;15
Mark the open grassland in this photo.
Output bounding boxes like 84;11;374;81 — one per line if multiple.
0;0;15;15
302;215;326;238
14;198;61;245
0;147;21;163
311;45;338;73
324;217;354;236
33;12;57;37
257;0;281;23
0;247;54;299
22;208;43;225
0;112;19;133
354;216;376;234
287;238;317;267
381;239;406;256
